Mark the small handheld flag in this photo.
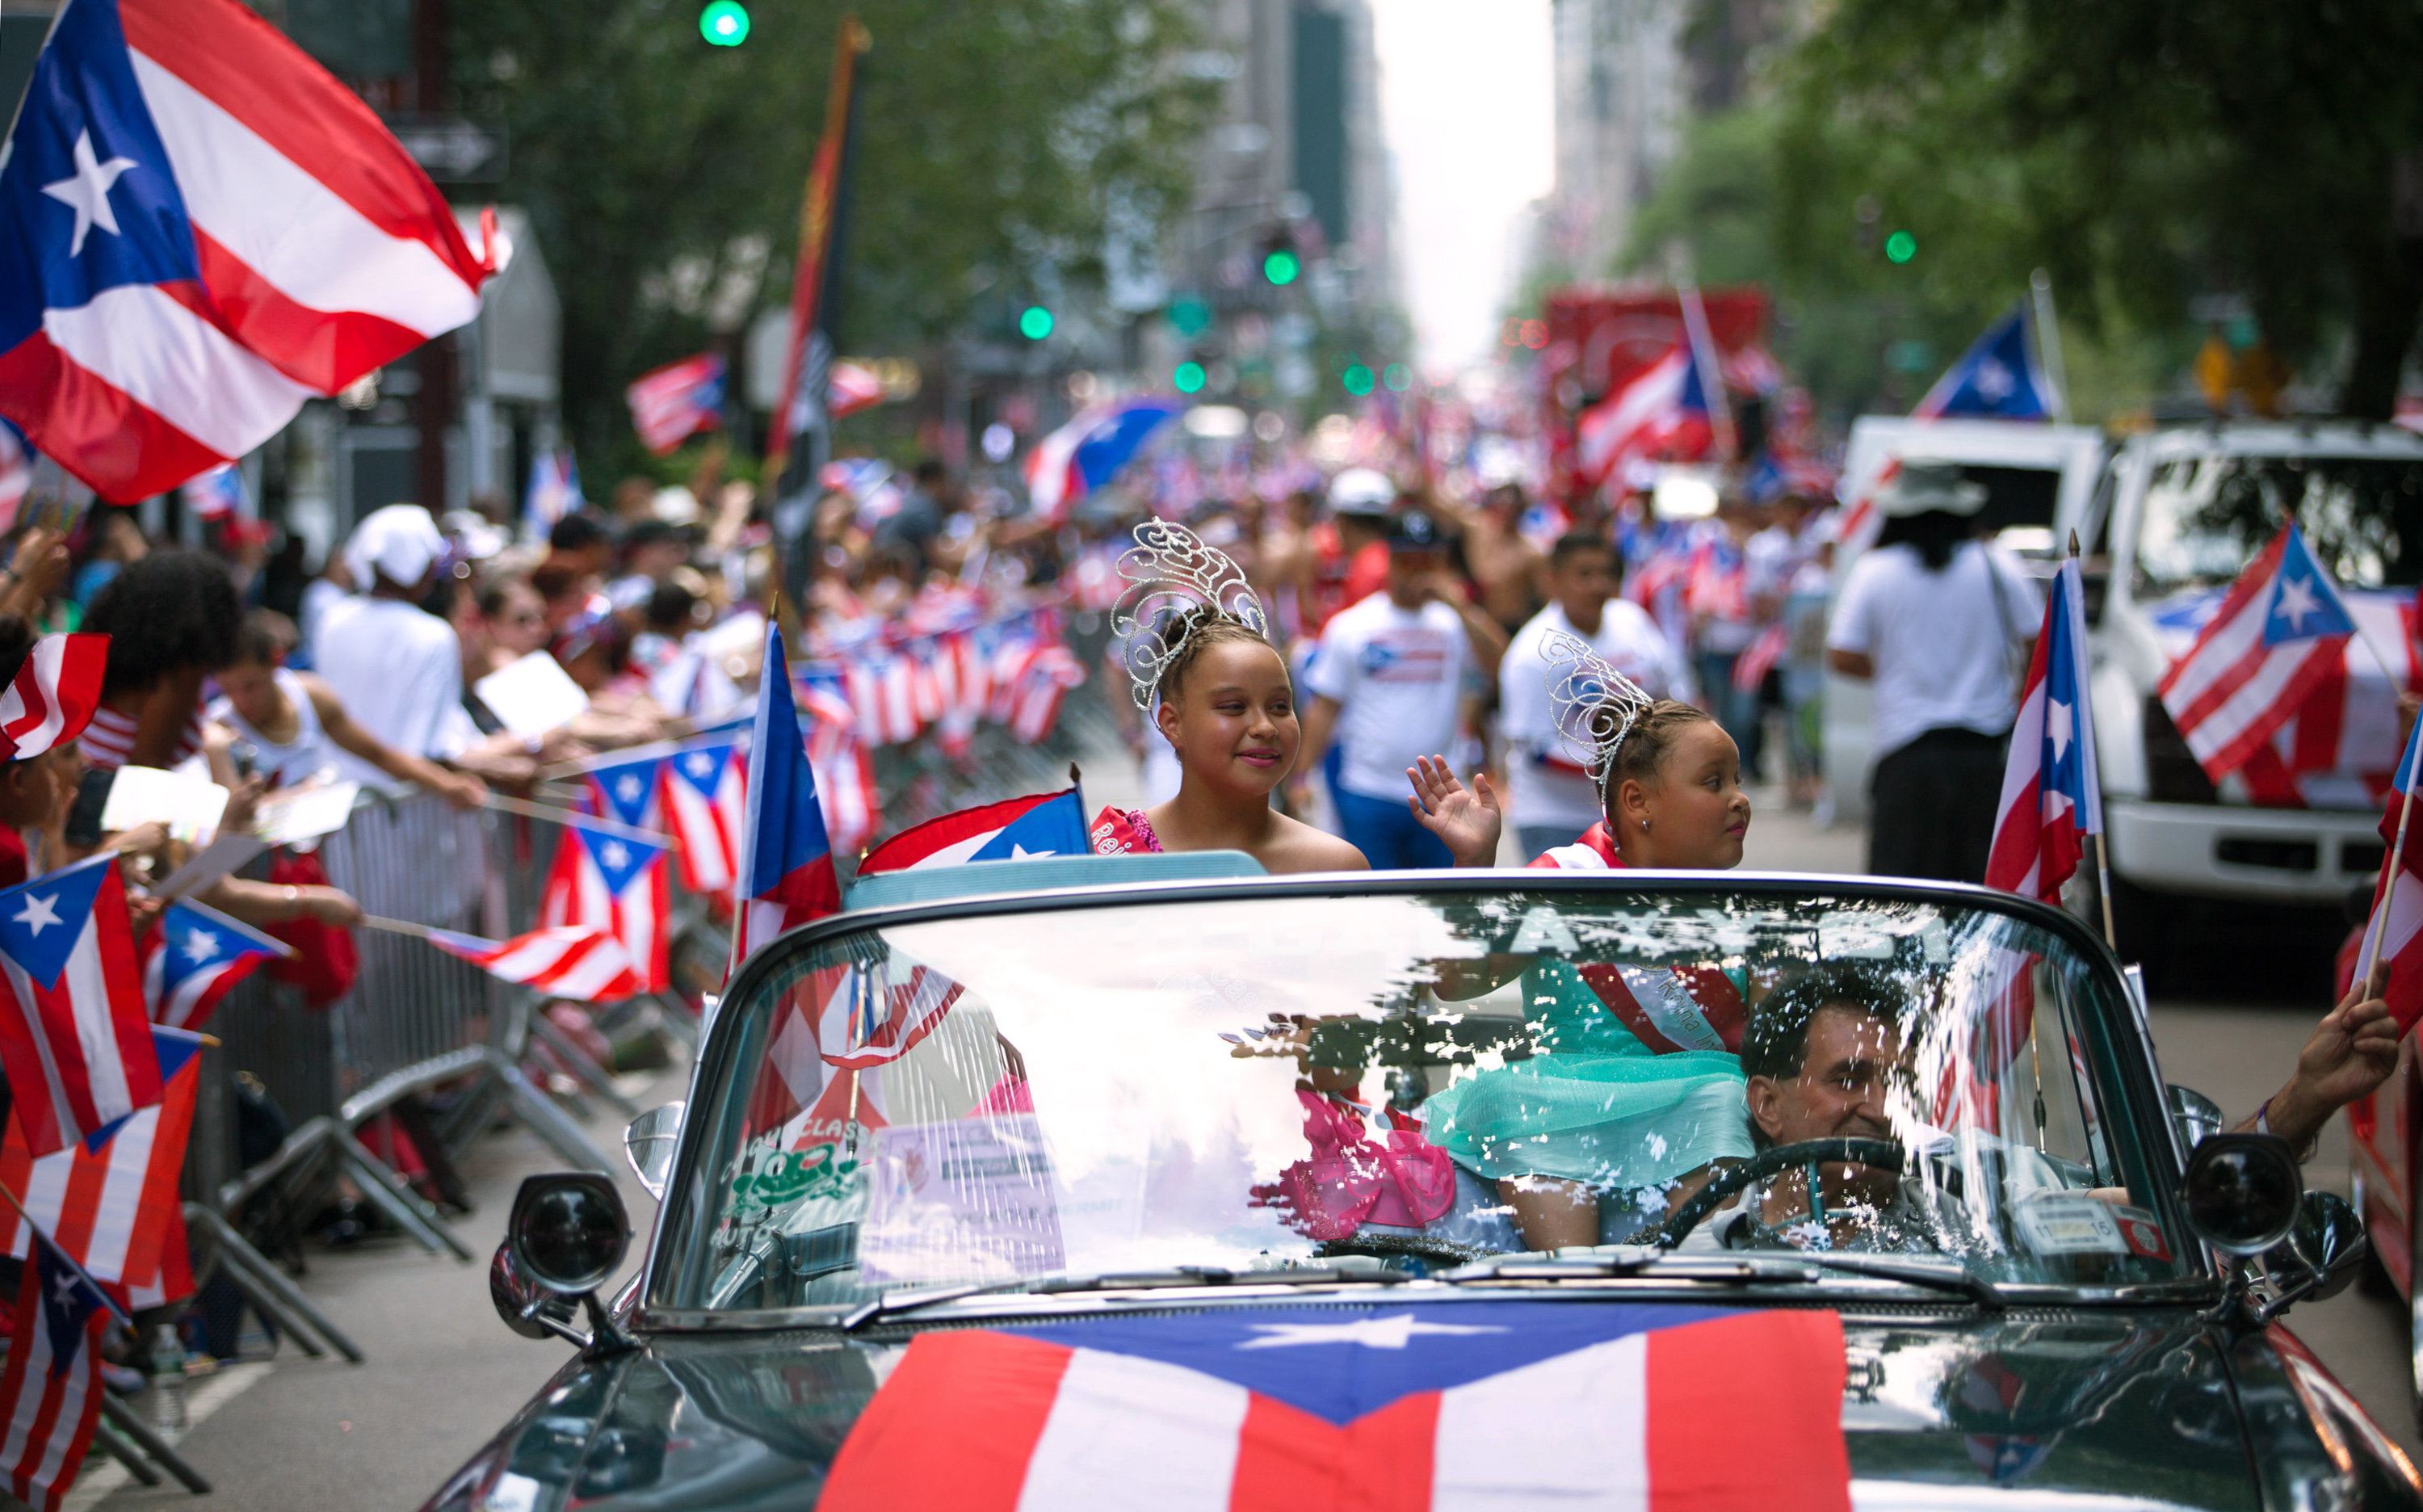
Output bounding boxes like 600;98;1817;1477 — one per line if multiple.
0;1235;111;1510
424;925;645;1004
626;353;726;456
856;787;1090;876
0;633;106;759
1913;300;2060;421
141;896;291;1030
0;854;160;1157
2156;524;2358;783
1985;558;2102;903
731;622;841;976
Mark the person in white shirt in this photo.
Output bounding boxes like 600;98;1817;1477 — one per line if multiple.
1825;460;2041;881
1295;508;1507;867
313;505;486;792
1499;531;1689;859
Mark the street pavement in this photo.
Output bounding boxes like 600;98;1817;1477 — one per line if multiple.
78;792;2419;1509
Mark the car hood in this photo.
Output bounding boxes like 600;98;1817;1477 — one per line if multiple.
426;1300;2323;1512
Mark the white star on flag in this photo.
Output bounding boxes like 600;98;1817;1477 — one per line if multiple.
686;754;713;777
1972;356;2014;401
2274;573;2320;632
1233;1313;1505;1350
40;128;138;258
14;892;62;936
180;927;219;963
616;775;643;801
48;1269;80;1310
601;841;630;871
2047;699;2072;763
1006;844;1056;859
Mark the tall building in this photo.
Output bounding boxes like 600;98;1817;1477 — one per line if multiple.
1157;0;1396;401
1546;0;1690;283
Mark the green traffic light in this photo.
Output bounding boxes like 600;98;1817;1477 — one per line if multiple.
1382;363;1412;393
1018;305;1054;340
1174;361;1207;394
1263;249;1300;286
699;1;750;45
1884;230;1917;263
1342;363;1375;397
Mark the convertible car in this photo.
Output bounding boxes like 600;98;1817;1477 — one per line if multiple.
427;857;2418;1512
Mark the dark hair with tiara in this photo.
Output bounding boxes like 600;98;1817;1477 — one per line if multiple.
1150;605;1279;706
1111;521;1274;712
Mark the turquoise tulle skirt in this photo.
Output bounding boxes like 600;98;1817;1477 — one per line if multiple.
1421;959;1752;1189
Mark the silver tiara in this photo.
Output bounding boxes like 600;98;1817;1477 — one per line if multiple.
1110;519;1268;710
1543;630;1655;795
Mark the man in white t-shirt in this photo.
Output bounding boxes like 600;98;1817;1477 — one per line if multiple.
1298;508;1507;867
1826;460;2041;881
1500;531;1689;859
313;505;483;790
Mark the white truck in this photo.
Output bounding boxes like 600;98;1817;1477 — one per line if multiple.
1821;417;2423;956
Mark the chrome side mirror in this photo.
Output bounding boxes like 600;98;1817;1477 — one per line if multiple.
2167;1086;2224;1155
493;1173;636;1354
2180;1132;2300;1257
623;1102;684;1203
2246;1191;2372;1323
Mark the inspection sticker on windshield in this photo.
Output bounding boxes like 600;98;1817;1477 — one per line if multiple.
2014;1196;2127;1255
2110;1205;2172;1262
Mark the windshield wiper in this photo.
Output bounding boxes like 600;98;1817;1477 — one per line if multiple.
838;1262;1409;1329
1444;1249;2001;1310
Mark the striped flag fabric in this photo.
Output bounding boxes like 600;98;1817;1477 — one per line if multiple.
0;422;27;529
0;1236;111;1511
1573;345;1715;487
176;461;245;519
0;0;498;503
1023;398;1183;523
522;449;582;536
806;958;964;1071
814;739;879;863
140;897;289;1030
625;353;726;456
0;1027;201;1294
817;1304;1850;1512
538;821;670;995
1985;558;2102;903
2156;525;2358;783
661;738;745;894
0;855;160;1157
731;621;841;975
0;634;106;761
424;925;644;1005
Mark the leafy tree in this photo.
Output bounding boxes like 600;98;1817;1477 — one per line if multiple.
451;0;1216;460
1770;0;2423;418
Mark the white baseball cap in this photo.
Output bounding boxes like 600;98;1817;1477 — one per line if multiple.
343;503;447;589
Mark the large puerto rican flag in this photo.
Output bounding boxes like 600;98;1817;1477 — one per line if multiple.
818;1303;1850;1512
1573;345;1713;488
2156;524;2358;784
1985;557;2102;902
855;788;1090;875
538;818;671;995
0;854;160;1157
0;0;498;503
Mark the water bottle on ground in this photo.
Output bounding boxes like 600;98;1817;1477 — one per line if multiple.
149;1323;187;1435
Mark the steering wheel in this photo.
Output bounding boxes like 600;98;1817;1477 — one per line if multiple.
1644;1138;1906;1249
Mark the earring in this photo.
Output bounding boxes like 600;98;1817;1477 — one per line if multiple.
1640;818;1651;831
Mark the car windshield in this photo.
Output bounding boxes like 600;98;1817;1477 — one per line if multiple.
2133;452;2423;595
653;884;2187;1313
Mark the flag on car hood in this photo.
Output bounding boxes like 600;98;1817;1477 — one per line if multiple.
855;787;1089;875
819;1303;1850;1512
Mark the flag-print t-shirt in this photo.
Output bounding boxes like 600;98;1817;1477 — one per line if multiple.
1305;594;1474;802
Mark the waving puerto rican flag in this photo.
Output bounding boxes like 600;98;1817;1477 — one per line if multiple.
855;787;1089;876
730;621;842;976
0;0;497;503
1023;397;1183;523
2358;716;2423;1032
1985;558;2102;902
2156;524;2357;784
585;751;667;832
818;1303;1850;1512
661;737;745;895
140;897;289;1031
424;925;645;1006
0;633;106;760
538;818;671;995
0;855;160;1157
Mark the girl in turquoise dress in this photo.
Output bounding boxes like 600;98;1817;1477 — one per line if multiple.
1405;632;1762;1249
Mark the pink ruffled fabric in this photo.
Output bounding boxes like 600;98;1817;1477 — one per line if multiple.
1253;1089;1457;1242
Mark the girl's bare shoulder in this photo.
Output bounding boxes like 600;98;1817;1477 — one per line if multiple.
1259;813;1368;874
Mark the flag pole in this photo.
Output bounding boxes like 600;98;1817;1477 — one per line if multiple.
2030;271;2071;426
478;792;674;847
2361;715;2423;987
0;1183;135;1327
